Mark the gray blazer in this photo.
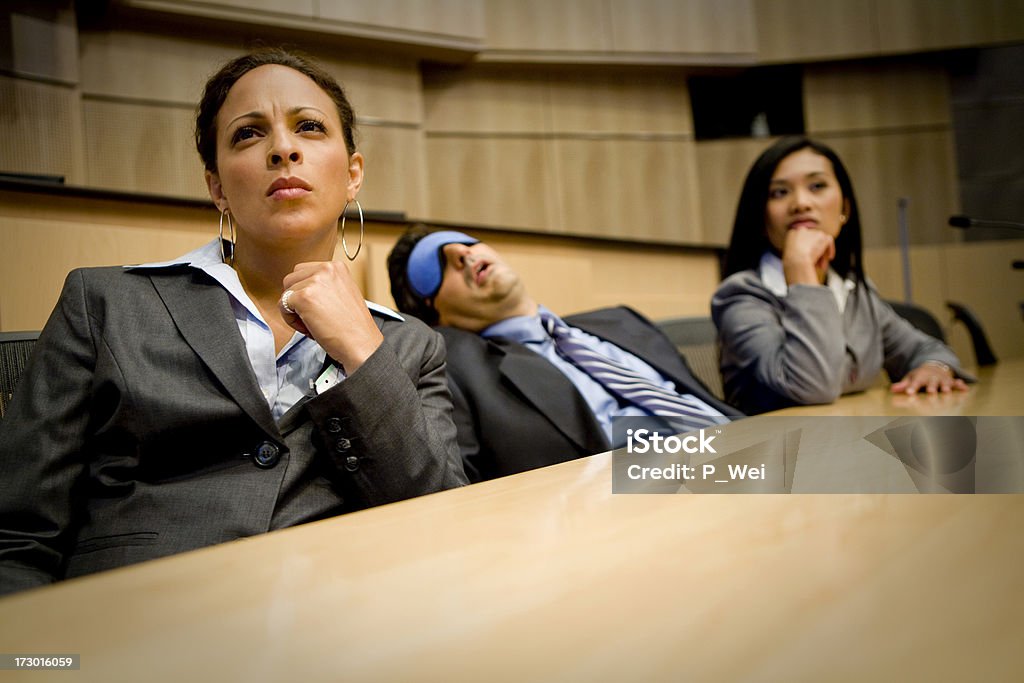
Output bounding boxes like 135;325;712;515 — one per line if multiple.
0;265;466;595
712;270;969;414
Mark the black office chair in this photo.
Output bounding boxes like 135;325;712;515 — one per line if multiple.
946;301;997;366
886;301;946;342
0;330;40;420
655;316;724;400
886;300;998;367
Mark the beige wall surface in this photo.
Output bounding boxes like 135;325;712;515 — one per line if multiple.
2;3;1017;245
1;1;1021;363
755;0;881;62
481;0;758;59
0;190;722;335
421;64;703;242
4;189;1020;363
109;0;1023;62
755;0;1024;63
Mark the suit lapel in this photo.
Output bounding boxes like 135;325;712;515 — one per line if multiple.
569;308;737;415
148;268;282;440
494;340;610;453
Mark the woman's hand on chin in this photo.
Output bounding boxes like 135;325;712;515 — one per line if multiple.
782;228;835;286
280;260;384;372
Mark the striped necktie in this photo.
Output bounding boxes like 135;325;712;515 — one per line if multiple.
541;311;726;433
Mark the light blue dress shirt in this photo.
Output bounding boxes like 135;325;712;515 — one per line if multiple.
481;305;724;444
128;238;401;421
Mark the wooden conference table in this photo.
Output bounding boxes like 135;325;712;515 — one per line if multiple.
1;361;1022;682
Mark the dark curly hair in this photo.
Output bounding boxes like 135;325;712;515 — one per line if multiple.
195;47;357;173
722;136;864;283
387;226;441;326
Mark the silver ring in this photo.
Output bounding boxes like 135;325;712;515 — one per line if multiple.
280;289;295;314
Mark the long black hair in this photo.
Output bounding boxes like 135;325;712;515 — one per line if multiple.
722;136;864;282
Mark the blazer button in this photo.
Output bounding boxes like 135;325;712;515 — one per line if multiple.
253;441;281;469
344;455;360;472
325;417;343;434
335;437;352;453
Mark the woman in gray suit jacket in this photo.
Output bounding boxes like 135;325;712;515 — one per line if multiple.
0;49;465;595
711;136;971;415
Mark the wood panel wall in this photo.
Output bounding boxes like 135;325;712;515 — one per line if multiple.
116;0;485;54
4;189;1019;362
4;1;1019;243
0;189;722;334
422;64;703;243
1;0;1021;360
755;0;1024;63
804;61;960;247
481;0;757;62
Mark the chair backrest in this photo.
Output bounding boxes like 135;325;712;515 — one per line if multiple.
946;301;998;366
655;316;724;400
885;301;946;342
0;331;40;420
884;300;998;368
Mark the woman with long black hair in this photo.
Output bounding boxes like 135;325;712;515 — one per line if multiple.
712;136;971;414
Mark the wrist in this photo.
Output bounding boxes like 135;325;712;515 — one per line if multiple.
337;330;384;374
922;360;953;376
782;260;820;286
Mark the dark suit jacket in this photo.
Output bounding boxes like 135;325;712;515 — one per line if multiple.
0;265;465;595
439;306;743;482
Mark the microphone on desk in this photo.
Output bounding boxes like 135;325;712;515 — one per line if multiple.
948;215;1024;231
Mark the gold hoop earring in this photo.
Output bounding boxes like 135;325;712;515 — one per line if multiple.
219;208;235;265
340;199;364;261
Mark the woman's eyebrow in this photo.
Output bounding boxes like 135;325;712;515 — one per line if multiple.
771;171;828;184
227;111;263;127
290;106;327;117
227;106;327;128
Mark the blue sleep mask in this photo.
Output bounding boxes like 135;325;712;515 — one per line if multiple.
407;231;479;299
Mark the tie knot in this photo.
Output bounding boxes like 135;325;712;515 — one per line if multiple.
539;310;566;339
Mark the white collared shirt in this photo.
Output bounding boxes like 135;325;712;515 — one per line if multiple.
127;239;401;420
759;251;856;312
